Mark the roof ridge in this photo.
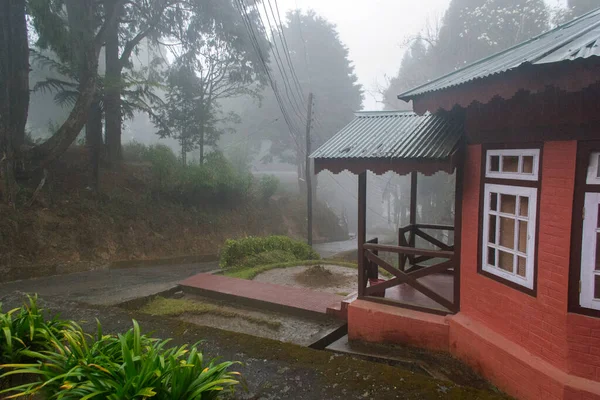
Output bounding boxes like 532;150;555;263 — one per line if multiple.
398;7;600;100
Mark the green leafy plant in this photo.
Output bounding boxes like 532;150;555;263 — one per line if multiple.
0;320;240;399
238;250;297;269
219;235;319;269
0;295;70;364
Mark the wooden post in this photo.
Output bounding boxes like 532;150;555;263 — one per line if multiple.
358;171;367;296
305;92;313;246
453;146;465;312
409;171;418;266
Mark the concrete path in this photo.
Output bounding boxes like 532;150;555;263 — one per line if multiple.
0;262;217;306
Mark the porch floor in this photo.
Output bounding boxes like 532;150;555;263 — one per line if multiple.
375;273;454;312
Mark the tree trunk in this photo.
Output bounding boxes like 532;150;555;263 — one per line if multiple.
104;0;123;164
86;99;102;191
0;0;29;205
25;0;98;167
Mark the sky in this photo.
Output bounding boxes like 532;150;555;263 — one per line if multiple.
276;0;569;111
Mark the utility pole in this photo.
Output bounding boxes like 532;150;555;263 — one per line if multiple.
305;92;314;246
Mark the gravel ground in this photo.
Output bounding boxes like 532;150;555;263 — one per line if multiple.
253;264;357;295
0;292;508;400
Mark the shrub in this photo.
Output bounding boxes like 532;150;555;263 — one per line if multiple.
257;175;279;202
145;144;179;189
0;320;240;399
238;249;297;269
219;235;319;268
122;141;149;162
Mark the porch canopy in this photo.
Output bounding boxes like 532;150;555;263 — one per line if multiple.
311;111;463;177
311;110;464;315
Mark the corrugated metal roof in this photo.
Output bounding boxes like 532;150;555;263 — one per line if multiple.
399;7;600;100
310;111;462;161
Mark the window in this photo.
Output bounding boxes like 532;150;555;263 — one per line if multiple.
486;149;540;181
481;148;539;291
580;192;600;310
586;152;600;185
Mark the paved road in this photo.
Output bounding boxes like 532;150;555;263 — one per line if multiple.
314;238;357;258
0;262;217;306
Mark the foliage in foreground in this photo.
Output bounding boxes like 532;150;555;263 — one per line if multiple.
219;235;320;269
0;299;239;399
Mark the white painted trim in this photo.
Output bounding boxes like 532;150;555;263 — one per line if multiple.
482;183;537;290
485;149;540;181
586;153;600;185
580;192;600;310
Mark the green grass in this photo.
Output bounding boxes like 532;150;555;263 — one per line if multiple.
223;259;359;280
140;297;281;330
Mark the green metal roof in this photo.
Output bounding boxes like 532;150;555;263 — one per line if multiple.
399;7;600;100
310;111;462;161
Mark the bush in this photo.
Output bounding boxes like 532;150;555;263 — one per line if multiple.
238;249;297;269
122;140;149;162
219;235;319;268
257;175;279;202
0;319;240;399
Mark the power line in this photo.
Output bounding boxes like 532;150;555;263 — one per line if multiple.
257;0;307;124
234;0;305;153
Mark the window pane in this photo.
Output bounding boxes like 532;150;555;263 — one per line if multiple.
518;220;528;253
499;250;514;273
502;156;519;172
489;215;497;243
522;156;534;174
499;217;516;249
596;232;600;271
517;257;526;277
595;275;600;299
519;196;529;217
500;194;516;214
487;247;496;266
490;155;500;172
490;192;498;211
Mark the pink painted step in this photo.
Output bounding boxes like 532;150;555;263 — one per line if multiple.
180;273;343;316
326;292;358;321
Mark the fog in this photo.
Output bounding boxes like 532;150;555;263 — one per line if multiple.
25;0;582;238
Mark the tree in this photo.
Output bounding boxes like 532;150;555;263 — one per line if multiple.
153;2;267;164
0;0;29;204
102;0;267;163
221;10;363;191
1;0;112;204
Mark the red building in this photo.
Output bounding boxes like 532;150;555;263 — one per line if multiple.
312;9;600;400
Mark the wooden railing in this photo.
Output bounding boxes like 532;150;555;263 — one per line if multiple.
398;224;454;270
358;224;458;315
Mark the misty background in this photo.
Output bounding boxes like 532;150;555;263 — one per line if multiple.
25;0;593;239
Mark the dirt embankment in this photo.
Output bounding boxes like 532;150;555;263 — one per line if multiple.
0;149;347;277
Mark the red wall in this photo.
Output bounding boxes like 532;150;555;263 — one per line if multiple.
460;141;577;371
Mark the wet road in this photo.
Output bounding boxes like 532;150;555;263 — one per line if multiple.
0;262;217;306
314;238;357;258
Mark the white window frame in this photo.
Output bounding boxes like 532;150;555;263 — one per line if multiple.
482;183;537;290
580;192;600;310
485;149;540;181
586;152;600;185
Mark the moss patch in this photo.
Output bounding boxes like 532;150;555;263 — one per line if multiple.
139;297;281;330
223;259;358;280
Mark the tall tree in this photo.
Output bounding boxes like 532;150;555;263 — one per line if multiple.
0;0;29;204
221;10;363;191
